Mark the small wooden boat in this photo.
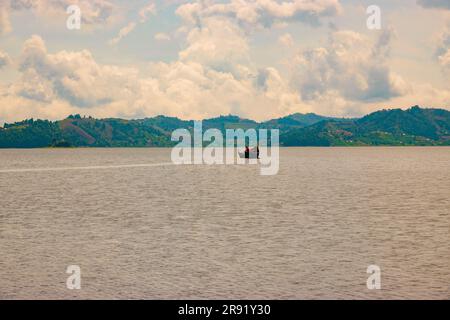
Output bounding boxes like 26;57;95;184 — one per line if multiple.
239;151;259;159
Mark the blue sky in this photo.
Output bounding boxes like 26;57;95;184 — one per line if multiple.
0;0;449;123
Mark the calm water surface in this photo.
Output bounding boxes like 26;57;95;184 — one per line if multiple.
0;148;449;299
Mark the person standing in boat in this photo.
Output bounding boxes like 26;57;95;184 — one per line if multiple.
245;145;250;158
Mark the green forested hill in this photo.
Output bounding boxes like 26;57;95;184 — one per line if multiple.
281;106;450;146
1;107;449;148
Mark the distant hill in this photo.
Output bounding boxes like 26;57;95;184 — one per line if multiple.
0;106;449;148
281;106;450;146
262;113;339;131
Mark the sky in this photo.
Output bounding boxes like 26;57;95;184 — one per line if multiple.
0;0;449;123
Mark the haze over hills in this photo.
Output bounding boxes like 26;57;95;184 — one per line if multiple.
0;106;449;148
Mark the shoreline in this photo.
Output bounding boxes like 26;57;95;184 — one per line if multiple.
0;145;449;150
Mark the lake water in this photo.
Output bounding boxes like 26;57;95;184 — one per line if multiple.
0;148;449;299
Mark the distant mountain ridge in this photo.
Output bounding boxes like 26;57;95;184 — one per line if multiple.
262;113;340;130
0;106;449;148
282;106;450;146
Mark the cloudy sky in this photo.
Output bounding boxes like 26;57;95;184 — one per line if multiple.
0;0;449;123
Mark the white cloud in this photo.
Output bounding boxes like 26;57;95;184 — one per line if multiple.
179;17;250;72
2;1;450;124
0;35;308;123
154;32;171;41
293;29;408;103
0;0;118;36
0;4;12;35
439;49;450;68
436;25;450;72
139;2;156;23
109;2;156;45
109;22;137;45
279;33;294;47
18;35;141;107
40;0;117;25
176;0;342;30
144;61;307;120
0;50;11;68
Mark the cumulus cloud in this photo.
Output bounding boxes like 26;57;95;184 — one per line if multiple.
173;0;342;92
154;32;171;41
176;0;342;30
2;1;449;124
8;0;117;15
0;50;11;68
40;0;117;25
0;34;308;123
109;2;156;45
436;25;450;71
109;22;137;45
439;50;450;68
417;0;450;10
18;35;140;107
179;17;250;72
0;4;12;35
0;0;118;35
279;33;294;47
293;29;408;103
139;2;156;23
146;61;306;119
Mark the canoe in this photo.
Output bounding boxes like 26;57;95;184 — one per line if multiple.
239;152;259;159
